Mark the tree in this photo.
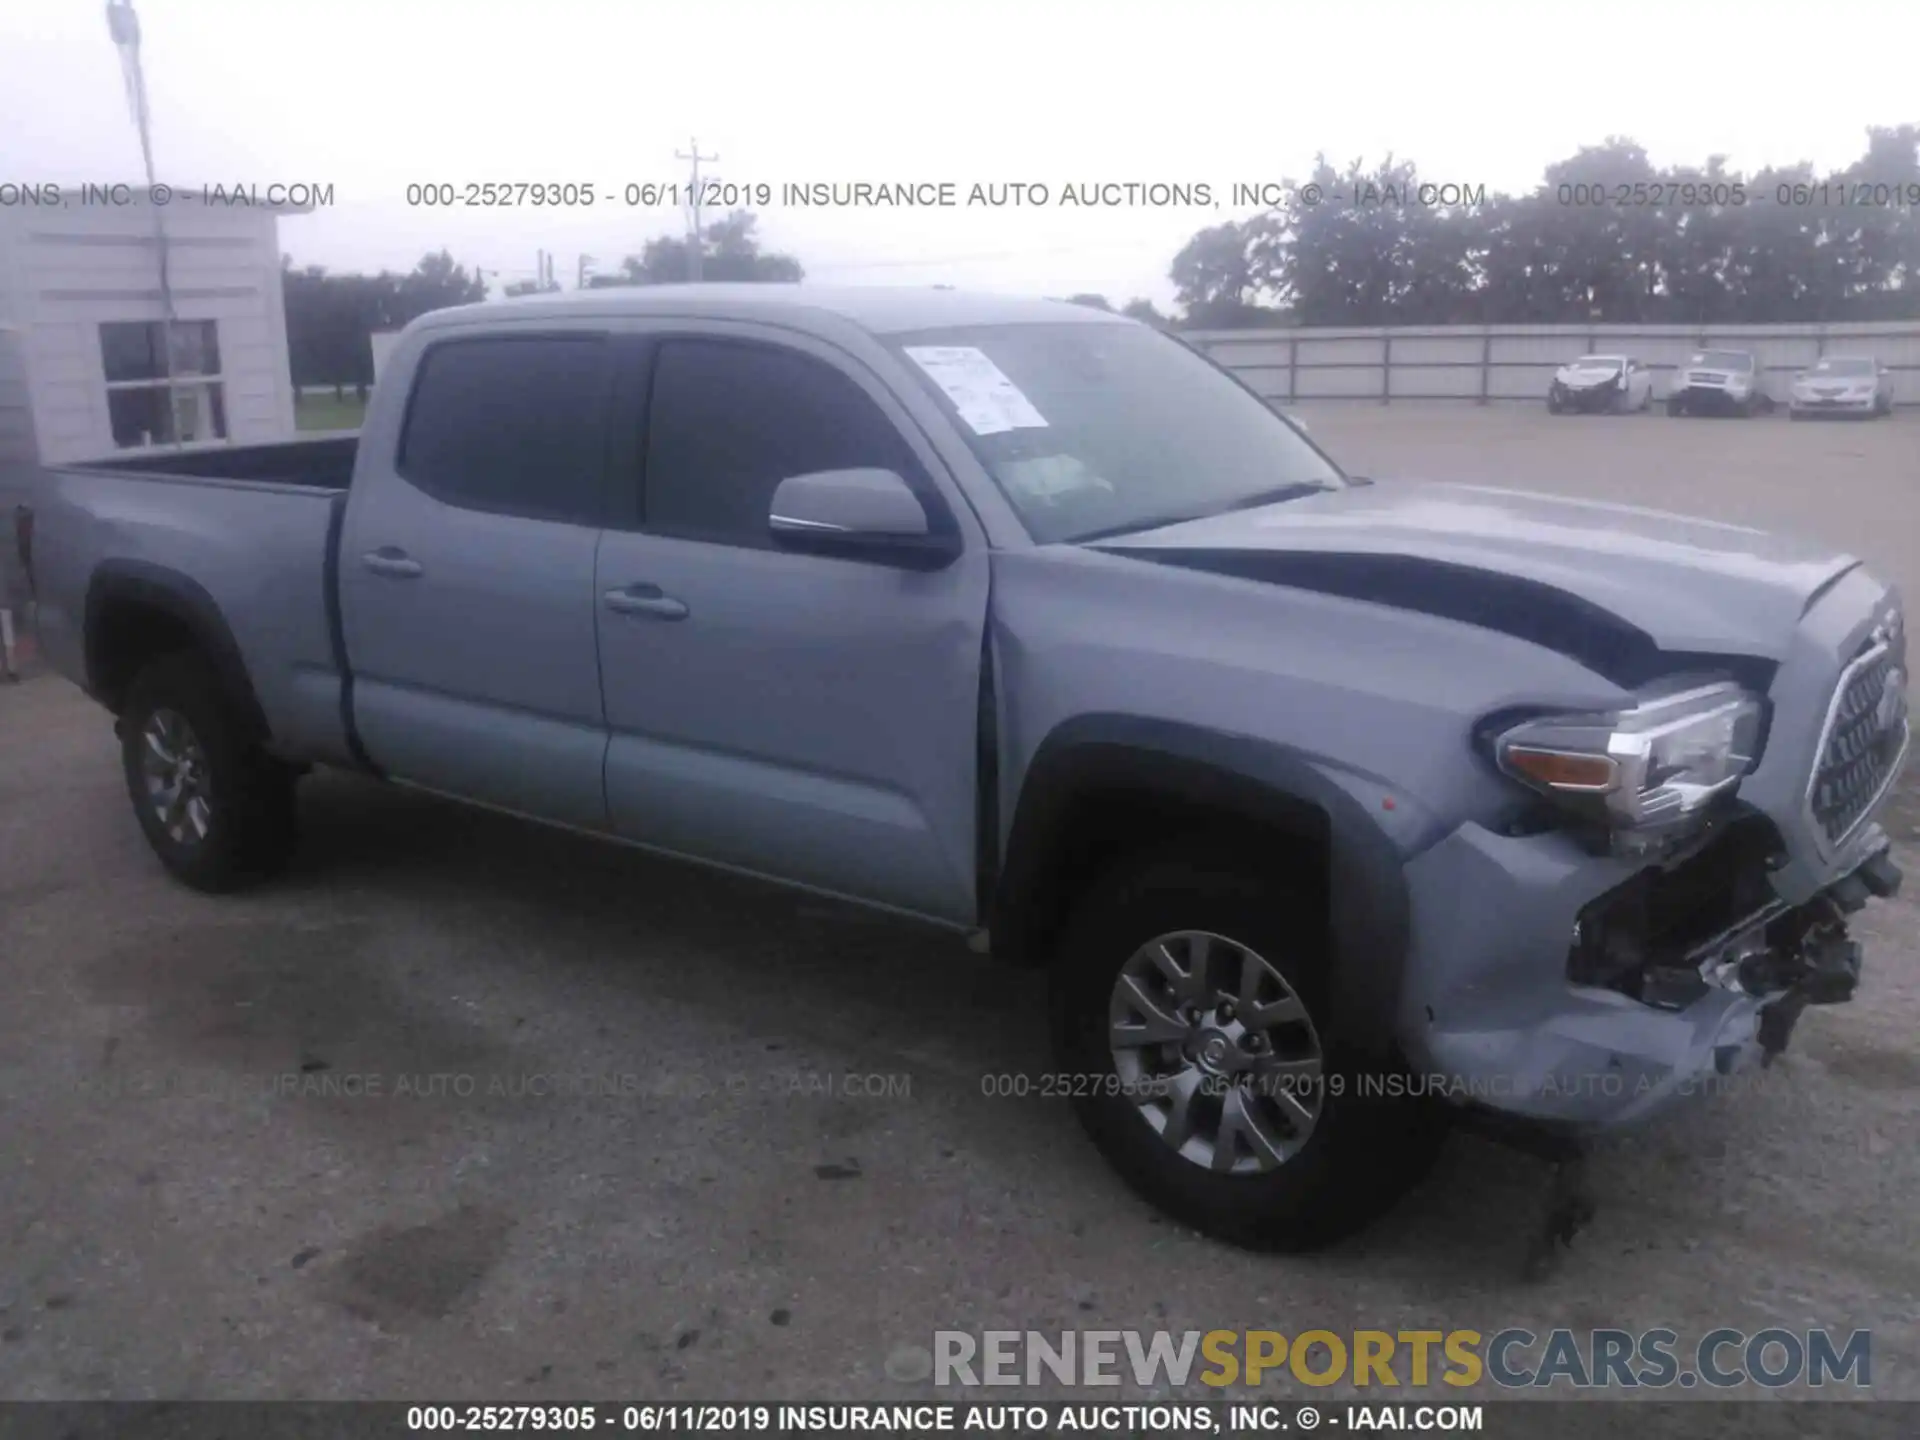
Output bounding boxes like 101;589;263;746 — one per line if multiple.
602;210;803;285
1161;128;1920;327
1121;298;1172;327
1170;218;1284;327
282;250;489;401
395;249;487;320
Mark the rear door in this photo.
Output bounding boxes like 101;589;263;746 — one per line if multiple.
594;330;989;924
339;329;618;828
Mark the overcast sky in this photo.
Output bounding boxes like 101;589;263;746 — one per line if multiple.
4;0;1916;306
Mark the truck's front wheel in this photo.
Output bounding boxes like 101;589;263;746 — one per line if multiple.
120;653;298;892
1049;847;1442;1250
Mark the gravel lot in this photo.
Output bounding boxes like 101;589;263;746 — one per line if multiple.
1;406;1916;1427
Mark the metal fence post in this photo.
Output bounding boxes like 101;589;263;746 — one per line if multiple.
1382;331;1392;406
1479;329;1492;405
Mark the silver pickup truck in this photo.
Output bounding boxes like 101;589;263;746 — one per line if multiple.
28;286;1909;1257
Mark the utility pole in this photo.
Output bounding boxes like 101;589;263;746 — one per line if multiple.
578;255;595;289
106;0;180;445
675;136;718;281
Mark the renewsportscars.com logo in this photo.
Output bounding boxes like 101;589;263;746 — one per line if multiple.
929;1328;1871;1390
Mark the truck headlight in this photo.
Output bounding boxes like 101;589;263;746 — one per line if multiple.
1493;681;1766;832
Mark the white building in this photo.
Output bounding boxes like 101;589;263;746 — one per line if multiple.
0;186;308;464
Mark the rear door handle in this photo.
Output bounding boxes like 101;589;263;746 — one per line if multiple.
603;583;688;620
362;546;424;579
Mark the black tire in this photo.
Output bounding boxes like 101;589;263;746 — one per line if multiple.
1048;845;1445;1251
120;652;298;892
1666;396;1685;417
1546;390;1563;414
1790;410;1805;422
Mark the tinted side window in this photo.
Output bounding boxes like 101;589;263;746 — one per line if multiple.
398;336;611;524
643;338;924;549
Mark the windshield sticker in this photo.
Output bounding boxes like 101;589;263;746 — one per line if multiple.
904;346;1049;435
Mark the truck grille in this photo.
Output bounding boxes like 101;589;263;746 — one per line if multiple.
1809;629;1909;847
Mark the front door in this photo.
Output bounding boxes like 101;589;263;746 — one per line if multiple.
594;332;989;924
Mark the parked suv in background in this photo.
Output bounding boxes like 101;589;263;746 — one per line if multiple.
1547;355;1653;414
27;286;1911;1254
1668;349;1769;417
1790;356;1895;420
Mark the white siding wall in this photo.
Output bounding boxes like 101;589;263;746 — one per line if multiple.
0;325;39;525
0;327;35;466
0;197;298;463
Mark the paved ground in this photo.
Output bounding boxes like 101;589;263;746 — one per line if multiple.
1;407;1916;1421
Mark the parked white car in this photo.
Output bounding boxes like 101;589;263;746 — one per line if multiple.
1789;356;1895;420
1547;355;1652;414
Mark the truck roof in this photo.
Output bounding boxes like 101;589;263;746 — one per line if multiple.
411;283;1132;338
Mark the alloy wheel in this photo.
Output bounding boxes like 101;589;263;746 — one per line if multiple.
139;707;215;846
1108;929;1325;1175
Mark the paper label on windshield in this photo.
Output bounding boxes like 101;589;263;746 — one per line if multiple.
903;346;1049;436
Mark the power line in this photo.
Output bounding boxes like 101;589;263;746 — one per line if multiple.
674;137;719;281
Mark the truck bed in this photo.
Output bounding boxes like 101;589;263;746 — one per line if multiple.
68;434;358;492
30;444;356;769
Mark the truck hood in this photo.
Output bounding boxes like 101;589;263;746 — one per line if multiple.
1094;479;1860;681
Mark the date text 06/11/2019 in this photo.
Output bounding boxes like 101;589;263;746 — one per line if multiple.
399;181;1496;210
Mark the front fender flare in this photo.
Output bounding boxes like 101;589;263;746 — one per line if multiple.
993;714;1440;1060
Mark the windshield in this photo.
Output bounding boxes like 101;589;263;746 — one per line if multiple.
887;322;1344;544
1808;357;1874;376
1568;356;1623;370
1693;351;1754;371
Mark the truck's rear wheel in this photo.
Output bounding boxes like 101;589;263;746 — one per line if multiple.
120;653;297;892
1048;846;1444;1250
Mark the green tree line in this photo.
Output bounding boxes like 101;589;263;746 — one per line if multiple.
282;212;802;394
284;129;1920;391
1163;126;1920;328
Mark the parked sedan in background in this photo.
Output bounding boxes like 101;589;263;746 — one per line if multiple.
1547;354;1652;413
1667;349;1769;417
1789;356;1895;420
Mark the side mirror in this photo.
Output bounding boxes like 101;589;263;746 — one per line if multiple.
768;468;959;569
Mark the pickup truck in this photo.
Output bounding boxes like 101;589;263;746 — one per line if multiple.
29;285;1910;1255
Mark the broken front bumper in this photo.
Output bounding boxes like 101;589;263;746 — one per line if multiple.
1551;382;1623;412
1672;385;1754;413
1395;817;1903;1131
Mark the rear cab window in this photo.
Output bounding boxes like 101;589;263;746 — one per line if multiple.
397;334;613;525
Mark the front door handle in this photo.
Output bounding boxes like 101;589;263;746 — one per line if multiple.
362;546;424;579
603;583;689;620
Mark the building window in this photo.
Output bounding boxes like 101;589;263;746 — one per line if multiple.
100;320;229;448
